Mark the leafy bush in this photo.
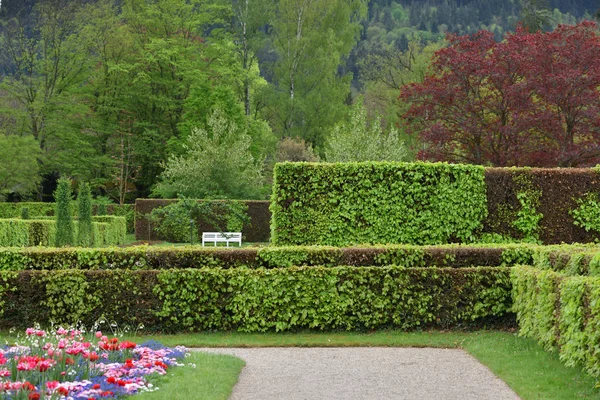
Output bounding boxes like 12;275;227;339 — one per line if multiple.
271;161;488;246
135;199;269;242
149;197;248;244
570;192;600;241
0;266;512;332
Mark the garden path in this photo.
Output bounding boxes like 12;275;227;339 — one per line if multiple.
194;347;520;400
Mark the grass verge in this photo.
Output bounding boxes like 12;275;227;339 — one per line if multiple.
136;351;244;400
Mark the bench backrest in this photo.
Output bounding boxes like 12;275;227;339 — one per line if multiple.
203;232;241;239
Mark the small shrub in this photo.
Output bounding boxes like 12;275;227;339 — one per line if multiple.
150;197;248;244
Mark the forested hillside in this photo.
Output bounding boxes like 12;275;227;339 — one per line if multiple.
0;0;598;202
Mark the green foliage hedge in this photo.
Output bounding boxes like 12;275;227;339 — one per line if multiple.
271;162;488;246
0;202;134;233
0;218;126;247
0;266;512;332
0;244;537;271
528;245;600;276
0;220;56;247
269;165;600;245
511;266;600;379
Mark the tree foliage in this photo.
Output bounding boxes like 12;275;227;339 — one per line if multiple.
401;22;600;167
153;110;264;199
0;135;41;200
325;101;408;163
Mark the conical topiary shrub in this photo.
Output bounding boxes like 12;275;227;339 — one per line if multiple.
54;178;74;247
77;182;93;247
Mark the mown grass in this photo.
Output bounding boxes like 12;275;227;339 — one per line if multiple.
136;351;244;400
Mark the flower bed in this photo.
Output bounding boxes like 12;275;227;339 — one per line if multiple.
0;327;188;399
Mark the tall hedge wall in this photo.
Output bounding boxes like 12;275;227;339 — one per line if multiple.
271;162;487;246
135;199;271;242
271;164;600;246
0;202;134;233
0;266;512;332
484;168;600;244
0;244;538;271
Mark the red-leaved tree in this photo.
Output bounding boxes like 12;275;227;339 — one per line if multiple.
401;22;600;167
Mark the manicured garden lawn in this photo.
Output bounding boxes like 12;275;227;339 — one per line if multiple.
117;330;600;400
136;351;244;400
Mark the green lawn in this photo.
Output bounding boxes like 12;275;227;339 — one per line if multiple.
136;351;244;400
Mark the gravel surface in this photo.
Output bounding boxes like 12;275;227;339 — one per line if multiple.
194;347;520;400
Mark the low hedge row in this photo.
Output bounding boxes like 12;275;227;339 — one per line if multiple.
134;199;271;242
0;244;537;270
0;202;135;233
0;266;512;332
528;246;600;276
511;266;600;379
0;217;126;247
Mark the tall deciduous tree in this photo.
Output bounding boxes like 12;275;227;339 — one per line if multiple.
401;22;600;167
0;0;103;182
264;0;367;148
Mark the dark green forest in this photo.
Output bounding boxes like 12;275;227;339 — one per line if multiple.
0;0;597;202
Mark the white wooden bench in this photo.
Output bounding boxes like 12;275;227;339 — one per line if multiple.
202;232;242;247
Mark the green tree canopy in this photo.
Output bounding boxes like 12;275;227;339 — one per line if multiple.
153;109;265;199
325;101;408;163
0;135;41;200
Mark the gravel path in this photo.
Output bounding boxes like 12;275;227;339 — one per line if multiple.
194;347;520;400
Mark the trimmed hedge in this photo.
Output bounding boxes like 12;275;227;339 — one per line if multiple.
511;266;600;379
526;245;600;276
0;244;537;271
270;164;600;245
484;168;600;244
271;162;488;246
0;202;134;233
0;220;56;247
135;199;271;242
0;218;126;247
0;266;512;332
92;216;127;245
